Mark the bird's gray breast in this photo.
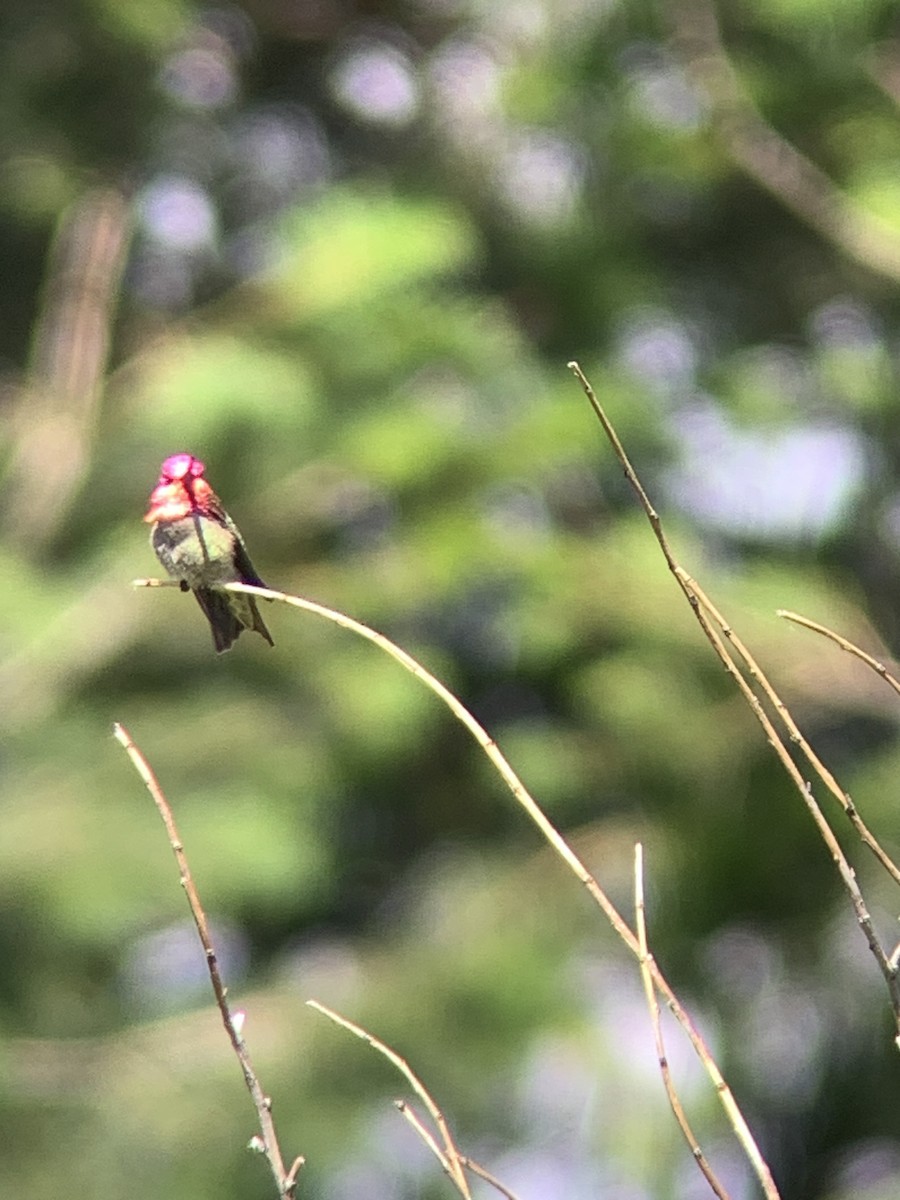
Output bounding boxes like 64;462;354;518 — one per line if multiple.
151;515;236;588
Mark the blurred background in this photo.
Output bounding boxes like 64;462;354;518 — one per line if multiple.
3;0;900;1196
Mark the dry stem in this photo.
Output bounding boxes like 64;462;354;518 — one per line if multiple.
307;1001;521;1200
778;610;900;699
459;1156;525;1200
307;1001;473;1199
568;361;900;1036
687;585;900;886
135;574;780;1199
113;723;303;1198
634;844;729;1200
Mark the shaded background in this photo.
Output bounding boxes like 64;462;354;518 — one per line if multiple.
3;0;900;1196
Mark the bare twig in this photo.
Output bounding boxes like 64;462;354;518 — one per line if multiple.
688;587;900;887
669;0;900;284
684;577;900;1002
459;1156;525;1200
135;574;781;1200
133;576;615;914
112;723;303;1198
309;1002;524;1200
634;845;730;1200
569;360;900;1038
307;1000;472;1199
395;1101;458;1183
778;610;900;699
685;585;900;877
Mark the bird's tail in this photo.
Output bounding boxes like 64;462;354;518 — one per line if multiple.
247;596;274;647
193;588;245;654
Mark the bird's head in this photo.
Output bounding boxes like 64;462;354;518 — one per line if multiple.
159;453;206;484
145;453;213;523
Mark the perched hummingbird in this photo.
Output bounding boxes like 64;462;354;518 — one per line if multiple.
144;453;274;653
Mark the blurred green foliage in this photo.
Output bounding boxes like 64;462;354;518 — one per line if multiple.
3;1;900;1198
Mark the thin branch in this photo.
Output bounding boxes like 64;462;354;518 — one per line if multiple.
566;365;682;577
634;845;730;1200
311;1005;524;1200
395;1102;459;1188
569;361;900;1037
459;1157;525;1200
778;610;900;699
307;1001;472;1199
133;576;611;913
690;588;900;887
134;575;781;1200
679;585;900;1017
683;593;900;1022
112;723;303;1199
691;585;900;888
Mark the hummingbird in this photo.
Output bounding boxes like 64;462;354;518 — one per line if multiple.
144;453;274;653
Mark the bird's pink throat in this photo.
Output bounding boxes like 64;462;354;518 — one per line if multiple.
144;481;193;523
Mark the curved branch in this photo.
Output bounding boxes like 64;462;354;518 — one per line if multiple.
134;574;781;1200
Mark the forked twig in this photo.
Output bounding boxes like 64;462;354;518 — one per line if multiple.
308;1003;522;1199
392;1106;525;1200
568;361;900;1038
307;1000;474;1199
135;575;780;1199
778;610;900;974
686;584;900;886
686;577;900;1003
634;844;730;1200
112;723;303;1198
395;1101;459;1183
